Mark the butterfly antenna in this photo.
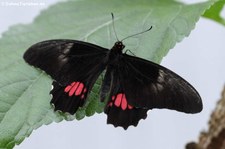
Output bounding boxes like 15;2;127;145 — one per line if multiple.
121;26;153;42
111;13;120;41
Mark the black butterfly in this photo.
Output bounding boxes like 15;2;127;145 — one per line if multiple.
23;14;202;129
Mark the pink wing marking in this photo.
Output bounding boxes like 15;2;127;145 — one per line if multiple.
75;83;84;96
109;93;134;110
69;82;79;96
114;93;122;107
64;81;87;99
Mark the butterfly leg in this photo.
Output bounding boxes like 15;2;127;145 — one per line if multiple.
124;49;136;56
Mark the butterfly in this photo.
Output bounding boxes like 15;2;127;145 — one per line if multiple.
23;14;202;129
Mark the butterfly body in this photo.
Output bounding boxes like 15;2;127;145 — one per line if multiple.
24;38;202;129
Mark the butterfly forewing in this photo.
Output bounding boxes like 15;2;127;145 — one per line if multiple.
119;54;202;113
24;40;108;84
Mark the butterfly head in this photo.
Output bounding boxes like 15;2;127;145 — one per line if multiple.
113;41;125;52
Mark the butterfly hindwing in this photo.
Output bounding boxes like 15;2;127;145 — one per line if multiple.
119;54;202;113
50;81;89;114
24;40;108;114
103;67;148;129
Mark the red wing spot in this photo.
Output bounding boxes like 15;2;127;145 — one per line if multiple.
64;85;72;93
69;82;79;96
121;94;127;110
114;93;122;107
75;83;84;96
128;105;133;110
112;96;115;101
81;94;85;99
64;82;75;92
80;88;87;99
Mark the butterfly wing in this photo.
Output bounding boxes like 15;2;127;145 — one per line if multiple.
24;40;108;114
24;40;108;84
119;54;202;113
103;66;148;129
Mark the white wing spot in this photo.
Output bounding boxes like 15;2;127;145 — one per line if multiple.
58;54;68;60
63;48;70;54
64;43;74;54
156;83;164;91
157;70;165;83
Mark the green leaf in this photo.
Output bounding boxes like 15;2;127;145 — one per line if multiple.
0;0;216;148
203;0;225;26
